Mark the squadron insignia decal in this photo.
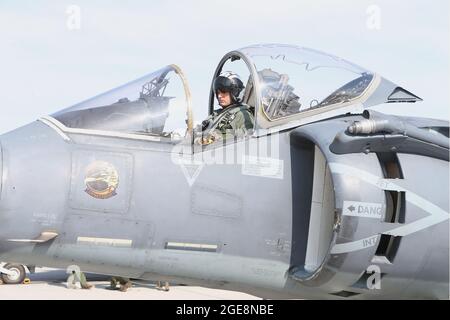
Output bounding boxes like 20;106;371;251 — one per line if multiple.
84;161;119;199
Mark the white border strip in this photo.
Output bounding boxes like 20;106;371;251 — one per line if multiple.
40;116;161;142
256;73;381;135
39;117;71;141
260;104;364;136
77;236;133;247
166;241;218;252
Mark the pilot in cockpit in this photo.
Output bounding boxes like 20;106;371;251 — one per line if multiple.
196;71;254;145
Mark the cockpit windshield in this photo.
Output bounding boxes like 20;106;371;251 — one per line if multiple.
52;65;191;141
239;44;375;121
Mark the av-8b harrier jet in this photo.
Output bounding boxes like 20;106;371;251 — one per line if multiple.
0;44;448;299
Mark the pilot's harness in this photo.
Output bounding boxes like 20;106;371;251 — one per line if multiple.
198;105;246;145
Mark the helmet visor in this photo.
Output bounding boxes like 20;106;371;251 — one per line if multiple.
213;76;234;93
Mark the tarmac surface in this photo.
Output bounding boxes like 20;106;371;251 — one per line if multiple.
0;267;261;300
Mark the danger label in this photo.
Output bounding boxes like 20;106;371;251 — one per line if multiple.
343;201;383;219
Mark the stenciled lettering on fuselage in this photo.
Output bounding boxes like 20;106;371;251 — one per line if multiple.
83;161;119;199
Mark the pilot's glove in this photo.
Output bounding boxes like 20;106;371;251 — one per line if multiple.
195;130;221;146
199;135;216;145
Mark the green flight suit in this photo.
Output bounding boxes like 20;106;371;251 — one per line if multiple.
199;103;254;144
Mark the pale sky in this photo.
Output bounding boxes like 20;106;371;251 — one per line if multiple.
0;0;448;134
